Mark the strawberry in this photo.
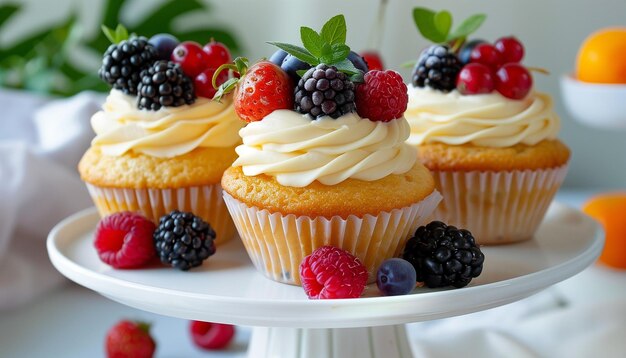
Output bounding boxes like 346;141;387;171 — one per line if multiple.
105;320;156;358
213;57;293;122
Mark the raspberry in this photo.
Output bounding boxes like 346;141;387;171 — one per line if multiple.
105;320;156;358
355;70;408;122
94;212;156;269
189;321;235;350
299;246;368;299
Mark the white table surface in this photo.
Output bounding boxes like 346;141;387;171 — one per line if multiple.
1;189;625;358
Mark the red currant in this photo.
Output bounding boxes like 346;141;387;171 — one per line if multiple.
456;63;495;95
495;36;525;63
203;40;232;69
495;63;533;99
469;43;502;71
194;68;228;99
360;51;384;71
171;41;209;77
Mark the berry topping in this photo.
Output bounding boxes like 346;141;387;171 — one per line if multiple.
280;54;312;84
105;320;156;358
295;64;356;119
149;33;180;61
99;37;157;95
376;258;417;296
202;39;232;69
457;39;486;65
469;43;502;71
299;246;368;299
189;321;235;350
347;50;369;73
495;63;533;99
269;49;289;66
171;41;209;77
94;212;156;269
412;45;461;92
355;70;408;121
195;67;228;99
494;36;525;63
402;221;485;288
153;210;216;271
456;63;495;95
361;51;384;71
137;61;195;110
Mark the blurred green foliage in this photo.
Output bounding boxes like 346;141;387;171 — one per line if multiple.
0;0;241;96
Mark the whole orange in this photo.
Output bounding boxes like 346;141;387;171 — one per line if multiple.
576;27;626;83
582;193;626;269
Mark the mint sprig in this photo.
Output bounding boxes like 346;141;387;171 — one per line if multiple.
102;24;129;44
268;14;362;81
412;8;486;46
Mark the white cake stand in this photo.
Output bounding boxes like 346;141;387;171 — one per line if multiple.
47;203;602;358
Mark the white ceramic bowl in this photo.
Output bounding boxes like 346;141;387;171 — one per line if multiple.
560;75;626;129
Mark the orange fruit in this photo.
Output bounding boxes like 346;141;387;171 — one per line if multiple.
576;27;626;83
582;193;626;269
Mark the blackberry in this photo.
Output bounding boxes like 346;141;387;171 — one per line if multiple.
412;45;462;92
137;61;195;110
99;37;157;95
402;221;484;288
295;64;356;119
154;210;216;271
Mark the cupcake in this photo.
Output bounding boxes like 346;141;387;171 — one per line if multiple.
405;19;570;244
219;15;441;285
78;29;243;244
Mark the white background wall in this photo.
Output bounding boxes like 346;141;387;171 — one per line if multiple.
3;0;626;189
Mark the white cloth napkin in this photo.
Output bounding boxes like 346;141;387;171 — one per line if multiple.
0;89;102;310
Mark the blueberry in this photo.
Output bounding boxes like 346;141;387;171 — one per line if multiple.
281;54;311;83
458;39;486;65
149;33;180;60
347;51;369;73
376;258;417;296
269;49;288;66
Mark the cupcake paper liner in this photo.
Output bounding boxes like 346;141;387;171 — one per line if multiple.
431;165;569;245
85;183;236;245
223;190;442;285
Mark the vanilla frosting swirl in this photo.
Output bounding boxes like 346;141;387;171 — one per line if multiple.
232;110;417;187
405;86;560;147
90;90;244;157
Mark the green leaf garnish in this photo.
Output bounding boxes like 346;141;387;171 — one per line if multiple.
101;24;129;44
212;57;249;102
412;7;486;45
401;60;417;69
268;14;360;78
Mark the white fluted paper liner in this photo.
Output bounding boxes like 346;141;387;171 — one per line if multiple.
85;183;236;245
223;190;442;285
431;165;569;245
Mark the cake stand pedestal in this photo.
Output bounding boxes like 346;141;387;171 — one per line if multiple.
47;204;602;358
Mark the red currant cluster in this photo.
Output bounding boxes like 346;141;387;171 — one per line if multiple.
456;37;533;99
170;39;232;99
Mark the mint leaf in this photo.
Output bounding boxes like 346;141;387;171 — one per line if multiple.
102;24;129;44
300;26;324;58
350;72;364;83
447;14;486;42
433;11;452;39
332;58;361;75
320;43;350;64
320;14;346;45
101;25;117;44
412;8;447;43
268;42;319;65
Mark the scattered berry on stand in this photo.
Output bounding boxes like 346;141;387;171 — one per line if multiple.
457;39;486;65
137;61;195;110
189;321;235;350
295;64;356;119
402;221;485;288
469;43;503;71
99;37;157;95
495;63;533;99
149;33;180;61
355;70;407;121
195;67;228;99
494;36;525;63
105;320;156;358
153;210;216;271
412;45;462;92
456;63;496;95
94;212;156;269
300;246;368;299
202;39;232;69
171;41;210;77
361;50;384;71
376;258;417;296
